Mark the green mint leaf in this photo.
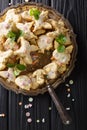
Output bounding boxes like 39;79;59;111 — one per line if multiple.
7;30;24;42
30;8;40;20
7;63;15;68
18;30;24;37
30;8;34;16
14;69;21;76
34;14;39;20
56;34;66;44
7;31;16;41
16;64;26;71
57;45;65;53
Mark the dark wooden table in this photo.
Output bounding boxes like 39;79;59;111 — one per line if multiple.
0;0;87;130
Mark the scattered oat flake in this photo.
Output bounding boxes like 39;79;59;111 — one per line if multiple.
18;102;22;106
28;97;33;102
69;80;74;85
49;107;52;110
42;118;45;123
66;107;70;110
67;93;71;98
36;119;40;123
0;113;5;117
27;118;32;123
65;84;69;87
26;112;30;117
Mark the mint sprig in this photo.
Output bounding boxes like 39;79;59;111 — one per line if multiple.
7;30;24;41
55;34;66;44
7;63;26;71
55;34;67;53
16;64;26;71
57;45;65;53
30;8;41;20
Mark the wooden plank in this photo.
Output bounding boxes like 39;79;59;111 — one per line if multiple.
0;1;9;130
0;87;8;130
0;0;9;11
